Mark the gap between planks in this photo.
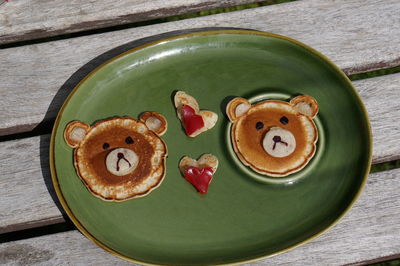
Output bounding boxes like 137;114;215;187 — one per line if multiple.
0;167;399;265
0;0;400;136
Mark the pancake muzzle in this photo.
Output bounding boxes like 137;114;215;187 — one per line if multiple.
262;127;296;158
105;148;139;176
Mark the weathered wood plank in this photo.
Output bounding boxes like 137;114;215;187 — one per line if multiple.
0;134;65;234
356;74;400;164
1;168;399;265
0;230;131;265
1;0;400;136
1;73;399;234
0;0;269;45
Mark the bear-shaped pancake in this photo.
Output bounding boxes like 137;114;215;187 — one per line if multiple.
226;95;319;177
64;112;168;201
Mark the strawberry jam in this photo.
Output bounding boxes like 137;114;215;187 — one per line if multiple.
181;105;204;136
184;166;214;194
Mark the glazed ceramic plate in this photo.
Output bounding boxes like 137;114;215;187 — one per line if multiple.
50;29;371;265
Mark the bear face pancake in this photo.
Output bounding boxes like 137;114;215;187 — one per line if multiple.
64;113;167;201
227;95;318;177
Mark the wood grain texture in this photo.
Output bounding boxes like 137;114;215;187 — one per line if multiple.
0;134;65;234
1;72;399;234
356;73;400;164
0;0;267;45
0;0;400;136
1;168;399;265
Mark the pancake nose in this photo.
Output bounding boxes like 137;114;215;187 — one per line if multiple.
262;127;296;158
105;148;139;176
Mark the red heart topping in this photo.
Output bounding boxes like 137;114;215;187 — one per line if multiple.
181;105;204;136
184;166;214;194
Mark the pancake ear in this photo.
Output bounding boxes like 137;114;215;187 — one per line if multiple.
64;121;90;148
226;97;251;122
290;95;319;118
140;112;168;136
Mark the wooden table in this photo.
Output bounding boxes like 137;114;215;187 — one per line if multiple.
1;0;399;264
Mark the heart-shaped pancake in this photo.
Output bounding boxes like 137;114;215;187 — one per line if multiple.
174;91;218;137
179;154;219;194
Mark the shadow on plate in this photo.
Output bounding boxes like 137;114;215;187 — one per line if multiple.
39;26;248;221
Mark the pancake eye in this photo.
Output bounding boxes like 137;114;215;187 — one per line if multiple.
103;143;110;150
255;121;264;130
125;136;134;144
280;116;289;125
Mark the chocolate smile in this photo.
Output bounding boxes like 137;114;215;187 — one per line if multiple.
116;152;131;171
272;135;288;150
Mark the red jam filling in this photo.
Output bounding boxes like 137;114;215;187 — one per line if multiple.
181;105;204;136
184;166;214;194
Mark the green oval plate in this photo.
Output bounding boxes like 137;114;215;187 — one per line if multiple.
50;29;372;265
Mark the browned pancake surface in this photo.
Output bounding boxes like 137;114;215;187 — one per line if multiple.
232;101;317;176
77;129;154;186
73;117;167;201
